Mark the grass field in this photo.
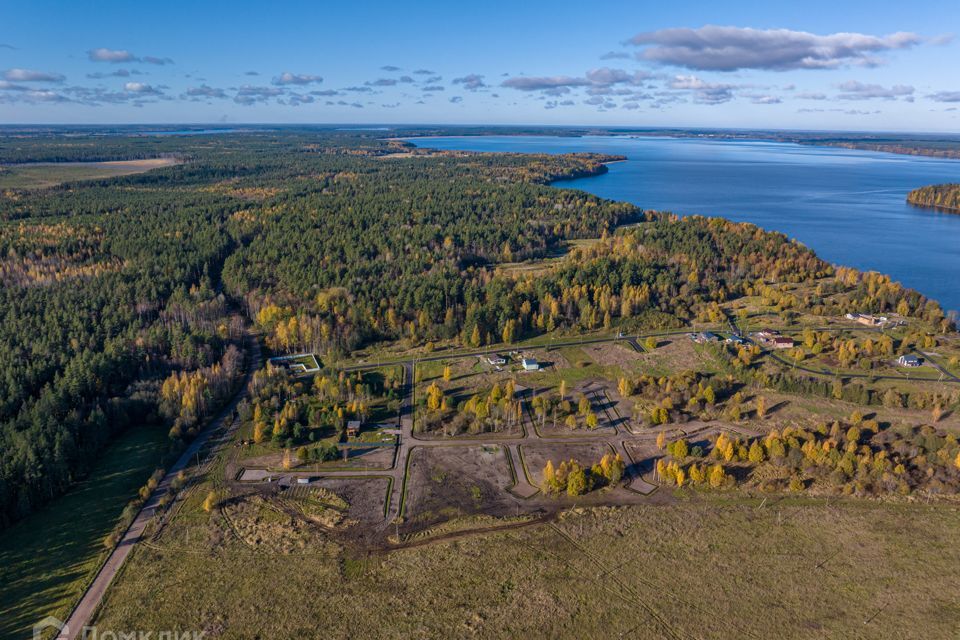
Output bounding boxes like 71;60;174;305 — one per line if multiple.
90;498;960;639
0;158;179;189
0;423;169;640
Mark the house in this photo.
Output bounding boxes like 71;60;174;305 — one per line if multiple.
346;420;361;437
772;337;795;349
848;313;888;327
486;354;507;366
691;331;720;344
521;357;539;371
898;354;922;368
725;334;746;345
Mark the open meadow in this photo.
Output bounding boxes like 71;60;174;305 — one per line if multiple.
0;158;180;189
0;424;169;640
90;498;960;639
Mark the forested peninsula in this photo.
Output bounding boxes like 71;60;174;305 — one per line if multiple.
907;183;960;212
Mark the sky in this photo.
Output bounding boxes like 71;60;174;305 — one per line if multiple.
2;0;960;131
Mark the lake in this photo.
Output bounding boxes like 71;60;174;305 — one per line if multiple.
406;135;960;314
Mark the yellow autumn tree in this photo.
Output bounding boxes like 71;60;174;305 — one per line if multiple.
755;396;766;419
203;490;219;512
708;464;726;488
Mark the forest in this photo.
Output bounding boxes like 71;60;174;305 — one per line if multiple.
907;183;960;212
0;128;950;529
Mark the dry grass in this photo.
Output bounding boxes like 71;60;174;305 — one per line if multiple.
91;498;960;639
0;158;179;188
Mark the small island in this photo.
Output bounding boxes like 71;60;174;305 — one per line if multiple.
906;183;960;213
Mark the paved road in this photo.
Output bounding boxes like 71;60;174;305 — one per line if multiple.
57;337;261;640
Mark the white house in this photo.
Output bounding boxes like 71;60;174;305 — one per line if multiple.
897;354;921;368
521;357;539;371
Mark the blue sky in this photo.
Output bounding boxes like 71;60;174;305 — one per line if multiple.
2;0;960;131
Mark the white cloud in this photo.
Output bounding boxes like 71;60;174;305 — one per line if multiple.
272;72;323;86
124;82;162;95
185;85;227;99
835;80;914;100
88;48;136;63
87;48;173;64
628;25;922;71
452;74;486;91
667;75;738;104
4;68;65;82
927;90;960;103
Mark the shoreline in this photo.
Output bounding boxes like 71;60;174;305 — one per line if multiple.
392;132;960;163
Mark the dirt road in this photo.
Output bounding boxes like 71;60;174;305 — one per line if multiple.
56;337;261;640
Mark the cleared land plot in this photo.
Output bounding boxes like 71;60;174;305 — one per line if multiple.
534;383;620;437
403;445;516;528
90;500;960;639
0;158;180;188
242;443;395;472
628;338;720;377
312;477;391;526
522;442;615;487
0;423;169;640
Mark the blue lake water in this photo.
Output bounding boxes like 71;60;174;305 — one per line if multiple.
407;135;960;313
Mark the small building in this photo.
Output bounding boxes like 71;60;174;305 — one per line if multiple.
725;334;746;345
848;313;888;327
772;337;795;349
898;354;922;368
346;420;361;437
296;477;313;485
691;331;720;344
521;358;539;371
486;354;507;366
